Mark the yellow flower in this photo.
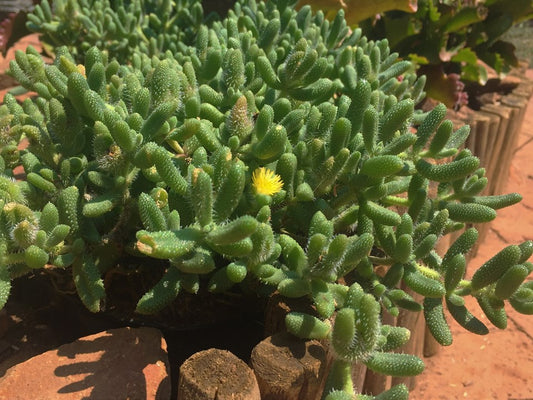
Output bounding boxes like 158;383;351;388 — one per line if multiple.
252;167;283;196
76;64;86;77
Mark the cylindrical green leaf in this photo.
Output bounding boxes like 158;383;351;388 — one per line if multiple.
476;295;507;329
206;216;258;246
394;234;413;264
363;201;402;226
285;312;331;339
471;245;521;291
190;168;213;227
444;253;466;294
470;193;522;210
278;278;310;298
45;224;70;248
445;202;496;223
494;264;530;300
445;297;488;335
424;297;453;346
365;352;425;377
403;265;445;298
414;103;447;151
416;157;480;182
380;99;414;142
362;106;378;154
24;245;49;269
153;147;187;195
136;266;181;314
252;124;287;161
387;288;423;311
213;161;245;222
178;248;215;274
40;202;59;233
360;155;404;178
226;262;248;283
138;192;167;232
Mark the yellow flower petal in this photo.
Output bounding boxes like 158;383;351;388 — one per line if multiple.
252;167;283;196
76;64;86;77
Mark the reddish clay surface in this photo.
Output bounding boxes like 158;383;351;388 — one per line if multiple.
0;327;171;400
1;35;532;400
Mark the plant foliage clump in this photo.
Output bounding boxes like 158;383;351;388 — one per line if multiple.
0;0;531;398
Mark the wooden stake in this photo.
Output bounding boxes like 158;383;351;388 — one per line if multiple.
352;362;368;394
479;104;511;196
494;95;527;195
361;306;396;395
178;348;261;400
250;332;328;400
423;325;440;358
391;286;425;391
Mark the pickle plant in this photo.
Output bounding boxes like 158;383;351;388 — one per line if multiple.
0;0;532;399
24;0;206;62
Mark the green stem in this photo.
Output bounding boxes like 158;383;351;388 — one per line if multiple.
368;255;394;265
4;252;26;265
322;359;354;399
381;195;410;207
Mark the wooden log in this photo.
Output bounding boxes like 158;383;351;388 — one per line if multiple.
512;83;533;99
502;94;530;130
362;366;392;396
467;114;497;256
479;104;511;196
352;362;368;394
494;95;528;195
470;113;491;168
477;111;501;180
250;332;328;400
480;112;501;171
464;118;477;159
508;66;533;94
390;287;425;391
178;348;261;400
512;82;533;99
262;294;377;396
423;324;440;358
361;306;396;395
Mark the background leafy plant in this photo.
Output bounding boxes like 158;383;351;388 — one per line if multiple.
296;0;533;108
0;0;532;399
295;0;418;24
357;0;533;107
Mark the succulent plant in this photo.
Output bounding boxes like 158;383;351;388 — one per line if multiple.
25;0;205;62
1;0;531;398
